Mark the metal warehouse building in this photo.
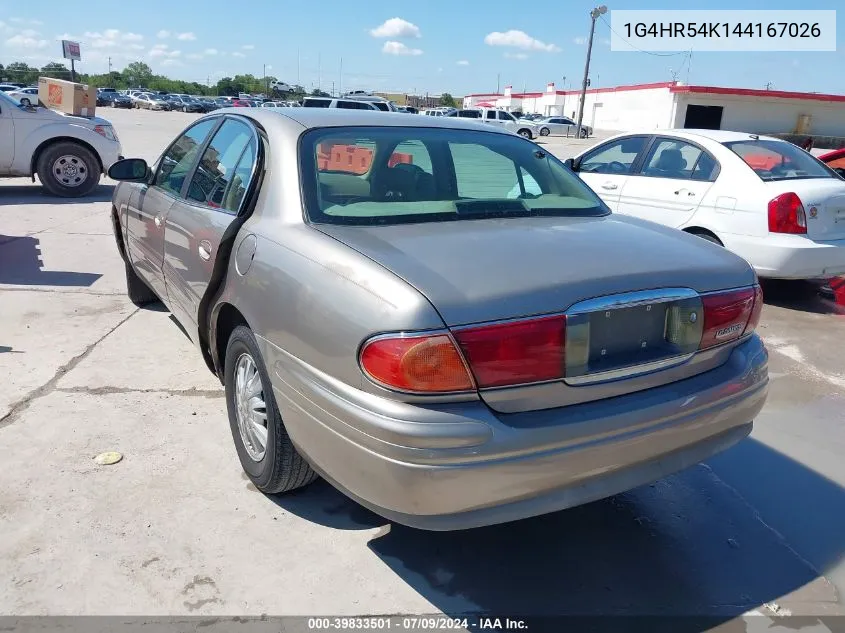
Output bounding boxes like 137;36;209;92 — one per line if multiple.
463;81;845;138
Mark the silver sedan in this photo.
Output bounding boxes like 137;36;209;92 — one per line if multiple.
107;109;768;530
536;116;592;138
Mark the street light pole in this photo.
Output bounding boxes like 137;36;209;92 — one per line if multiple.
575;5;607;138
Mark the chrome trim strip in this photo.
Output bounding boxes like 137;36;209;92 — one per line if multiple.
566;287;699;316
563;352;696;386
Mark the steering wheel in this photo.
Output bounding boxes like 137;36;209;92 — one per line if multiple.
605;161;628;174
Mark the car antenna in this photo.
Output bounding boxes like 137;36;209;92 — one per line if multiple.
749;134;759;140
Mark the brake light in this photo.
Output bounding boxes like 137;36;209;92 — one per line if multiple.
359;334;474;393
453;315;566;388
700;287;759;349
768;192;806;234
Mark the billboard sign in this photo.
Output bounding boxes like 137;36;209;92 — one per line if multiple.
62;40;81;61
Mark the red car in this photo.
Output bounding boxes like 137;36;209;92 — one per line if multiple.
819;148;845;178
231;99;252;107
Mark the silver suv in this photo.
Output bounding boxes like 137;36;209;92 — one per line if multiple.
302;97;379;110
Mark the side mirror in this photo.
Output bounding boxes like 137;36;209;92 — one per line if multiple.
564;157;578;172
108;158;150;182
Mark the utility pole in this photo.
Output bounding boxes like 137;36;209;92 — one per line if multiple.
576;5;607;139
108;57;112;74
496;73;500;93
297;49;300;86
338;57;342;96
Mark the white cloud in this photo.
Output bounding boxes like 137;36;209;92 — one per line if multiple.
456;59;470;66
485;29;560;52
10;17;43;26
187;53;203;60
204;48;218;56
573;36;587;45
149;44;181;59
157;30;170;39
232;51;246;58
161;58;182;67
124;32;144;42
382;41;423;56
6;32;48;49
504;52;529;60
370;17;421;39
242;44;255;50
266;64;272;70
176;32;196;41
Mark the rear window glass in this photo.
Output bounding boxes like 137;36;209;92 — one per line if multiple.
303;98;331;108
300;126;607;226
724;140;834;181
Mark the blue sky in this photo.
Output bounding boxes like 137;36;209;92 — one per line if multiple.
0;0;842;95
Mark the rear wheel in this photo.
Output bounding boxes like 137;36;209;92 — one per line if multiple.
124;261;158;306
579;128;589;139
517;128;533;139
36;141;100;198
539;127;550;136
224;326;318;494
688;230;724;246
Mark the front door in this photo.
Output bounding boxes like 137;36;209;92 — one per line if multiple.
616;137;718;228
125;118;219;300
576;135;650;211
163;118;259;334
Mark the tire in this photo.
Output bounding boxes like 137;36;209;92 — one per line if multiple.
182;106;188;113
225;325;318;494
36;141;100;198
517;128;532;139
579;128;589;139
124;260;158;306
539;127;550;137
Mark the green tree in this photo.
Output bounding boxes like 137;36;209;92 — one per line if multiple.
40;62;70;79
5;62;38;85
123;61;153;88
440;93;456;108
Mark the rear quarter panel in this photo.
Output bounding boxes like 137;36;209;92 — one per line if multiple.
214;220;447;394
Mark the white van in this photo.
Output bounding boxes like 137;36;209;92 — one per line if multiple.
302;97;379;110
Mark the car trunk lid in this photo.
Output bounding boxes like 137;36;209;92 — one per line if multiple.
765;179;845;241
318;215;757;412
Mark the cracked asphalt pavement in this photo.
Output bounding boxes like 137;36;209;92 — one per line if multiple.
1;109;845;626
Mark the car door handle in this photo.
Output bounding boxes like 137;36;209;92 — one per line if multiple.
674;189;696;197
154;214;164;227
601;183;618;190
198;240;212;261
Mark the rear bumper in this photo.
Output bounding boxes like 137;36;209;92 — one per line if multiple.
721;233;845;279
264;334;768;531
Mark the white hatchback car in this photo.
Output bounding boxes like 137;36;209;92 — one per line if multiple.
569;129;845;280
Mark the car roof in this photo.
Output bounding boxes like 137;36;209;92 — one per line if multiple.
596;128;786;146
212;107;515;136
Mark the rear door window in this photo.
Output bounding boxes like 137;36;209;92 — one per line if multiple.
640;138;711;180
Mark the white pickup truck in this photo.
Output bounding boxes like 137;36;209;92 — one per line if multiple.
458;107;540;139
0;90;123;197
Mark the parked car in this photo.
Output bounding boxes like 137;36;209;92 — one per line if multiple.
194;97;220;113
0;89;122;196
105;109;767;530
819;149;845;179
7;87;38;106
99;92;133;109
0;84;21;93
570;129;845;280
167;95;205;113
340;93;399;112
231;99;253;108
475;107;539;139
536;116;592;138
445;109;482;119
135;93;171;111
302;97;379;110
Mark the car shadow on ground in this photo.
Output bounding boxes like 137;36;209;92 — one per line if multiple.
269;438;845;628
0;235;102;287
0;184;115;206
761;279;845;315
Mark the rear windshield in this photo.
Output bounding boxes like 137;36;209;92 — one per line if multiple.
724;140;834;181
300;126;608;226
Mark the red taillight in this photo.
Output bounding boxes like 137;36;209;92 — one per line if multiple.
744;285;764;335
453;315;566;388
359;334;474;393
700;287;758;349
768;192;807;234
